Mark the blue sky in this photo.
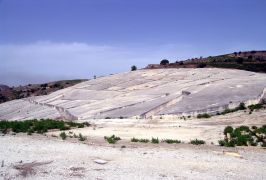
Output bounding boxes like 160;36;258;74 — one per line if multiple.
0;0;266;86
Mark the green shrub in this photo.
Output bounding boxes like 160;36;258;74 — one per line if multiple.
131;137;139;142
163;139;181;144
78;133;86;141
238;102;246;110
227;139;237;147
197;113;211;119
60;132;67;140
248;103;263;111
131;65;137;71
139;139;149;143
219;125;266;147
0;119;86;134
104;135;121;144
236;135;250;146
220;103;246;115
239;126;250;132
131;137;149;143
151;137;159;144
251;126;258;130
218;140;226;146
190;139;205;145
27;129;34;135
223;126;234;135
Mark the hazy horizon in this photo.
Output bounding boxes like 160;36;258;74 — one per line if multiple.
1;0;266;86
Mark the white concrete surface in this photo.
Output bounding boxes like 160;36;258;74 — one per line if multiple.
1;68;266;120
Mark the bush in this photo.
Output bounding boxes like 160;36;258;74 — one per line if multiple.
218;140;226;146
139;139;149;143
131;137;150;143
197;113;211;119
27;129;34;135
162;139;181;144
239;125;250;132
219;125;266;147
248;103;263;111
131;65;137;71
197;63;207;68
224;126;234;135
190;139;205;145
220;103;246;115
60;132;67;140
104;135;121;144
78;133;86;141
238;102;246;110
131;137;139;142
0;119;86;134
160;59;169;65
151;137;159;144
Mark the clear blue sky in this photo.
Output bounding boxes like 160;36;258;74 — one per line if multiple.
1;0;266;86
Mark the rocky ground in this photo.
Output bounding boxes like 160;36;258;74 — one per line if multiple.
0;134;265;180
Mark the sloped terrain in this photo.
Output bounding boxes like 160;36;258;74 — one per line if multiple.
147;50;266;73
0;79;86;103
0;68;266;121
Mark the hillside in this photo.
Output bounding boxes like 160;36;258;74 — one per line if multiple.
146;50;266;73
0;79;87;104
0;68;266;120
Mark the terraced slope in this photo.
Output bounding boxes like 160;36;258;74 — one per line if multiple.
0;68;266;121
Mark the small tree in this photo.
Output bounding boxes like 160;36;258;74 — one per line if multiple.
131;65;137;71
160;59;169;65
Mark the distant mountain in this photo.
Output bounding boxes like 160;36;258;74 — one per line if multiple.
146;50;266;73
0;79;87;104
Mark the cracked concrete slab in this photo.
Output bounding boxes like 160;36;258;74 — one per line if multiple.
0;68;266;120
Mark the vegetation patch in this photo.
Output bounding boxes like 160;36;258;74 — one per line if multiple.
197;113;211;119
78;133;87;141
104;135;121;144
0;119;88;134
218;125;266;147
151;137;159;144
196;102;265;119
190;139;205;145
220;102;246;115
130;137;149;143
162;139;181;144
60;132;67;140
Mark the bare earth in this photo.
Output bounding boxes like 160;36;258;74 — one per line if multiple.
1;135;266;180
1;109;266;180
